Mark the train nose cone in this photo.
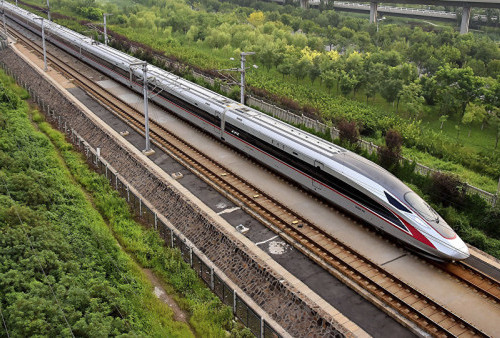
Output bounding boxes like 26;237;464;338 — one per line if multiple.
451;240;470;260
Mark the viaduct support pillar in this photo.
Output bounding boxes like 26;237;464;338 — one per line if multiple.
370;2;378;24
460;6;471;34
300;0;309;9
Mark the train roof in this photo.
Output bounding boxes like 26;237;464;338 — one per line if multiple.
233;107;346;158
231;107;410;197
334;151;411;197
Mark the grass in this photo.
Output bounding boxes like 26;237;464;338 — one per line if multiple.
1;68;242;335
402;147;499;193
420;114;500;155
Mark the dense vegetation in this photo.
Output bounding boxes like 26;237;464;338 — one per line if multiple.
0;71;241;336
22;0;500;193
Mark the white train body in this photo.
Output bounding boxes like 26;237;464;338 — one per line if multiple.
5;2;470;260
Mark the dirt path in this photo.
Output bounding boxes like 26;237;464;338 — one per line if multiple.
142;269;192;325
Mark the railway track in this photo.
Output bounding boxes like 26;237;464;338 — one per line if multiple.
439;261;500;304
7;23;498;337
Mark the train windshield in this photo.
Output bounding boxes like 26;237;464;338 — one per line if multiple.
404;192;438;222
404;192;456;238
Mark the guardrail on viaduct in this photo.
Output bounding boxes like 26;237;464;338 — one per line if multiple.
270;0;494;33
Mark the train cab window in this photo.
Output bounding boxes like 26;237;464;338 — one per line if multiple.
404;192;438;222
384;191;411;213
405;192;455;238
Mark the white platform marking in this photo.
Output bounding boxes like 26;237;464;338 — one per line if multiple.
256;235;278;246
235;224;249;234
217;207;241;215
215;202;228;209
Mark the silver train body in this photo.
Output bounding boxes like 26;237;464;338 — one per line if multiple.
5;2;470;260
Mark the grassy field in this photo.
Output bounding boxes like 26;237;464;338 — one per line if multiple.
0;71;195;336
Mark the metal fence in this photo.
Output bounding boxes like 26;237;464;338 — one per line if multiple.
0;63;282;337
78;133;283;338
85;151;282;338
1;58;498;209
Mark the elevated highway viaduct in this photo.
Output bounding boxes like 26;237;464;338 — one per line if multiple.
286;0;500;33
361;0;499;33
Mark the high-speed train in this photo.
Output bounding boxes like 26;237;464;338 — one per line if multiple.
3;2;470;260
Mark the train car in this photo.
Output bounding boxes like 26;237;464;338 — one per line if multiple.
4;2;470;260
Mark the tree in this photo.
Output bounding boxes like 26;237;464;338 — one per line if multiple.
277;54;295;79
378;129;403;169
318;51;343;90
381;63;418;111
419;75;437;106
380;78;401;108
437;45;461;67
248;11;265;26
321;70;337;93
325;26;338;51
339;70;358;97
408;43;433;73
462;103;487;137
309;56;321;84
399;83;425;120
344;52;365;97
483;76;500;111
439;115;449;130
472;38;500;65
430;172;466;207
488;108;500;149
259;43;276;71
338;120;359;146
467;59;486;77
364;62;385;103
186;25;200;41
487;60;500;79
292;57;312;83
434;64;484;117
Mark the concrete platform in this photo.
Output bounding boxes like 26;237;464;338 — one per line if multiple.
88;80;409;337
